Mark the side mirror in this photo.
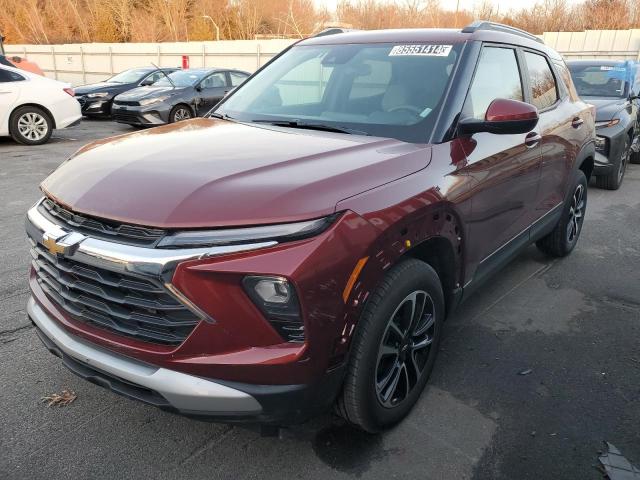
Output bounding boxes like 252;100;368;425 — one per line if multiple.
140;78;154;86
195;85;202;92
459;99;539;135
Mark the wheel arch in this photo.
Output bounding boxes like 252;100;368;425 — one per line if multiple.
574;139;595;183
405;235;460;316
10;103;56;129
171;102;195;120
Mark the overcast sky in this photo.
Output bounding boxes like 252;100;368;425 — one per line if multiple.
314;0;583;14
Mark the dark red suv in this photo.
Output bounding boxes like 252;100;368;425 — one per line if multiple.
26;22;595;432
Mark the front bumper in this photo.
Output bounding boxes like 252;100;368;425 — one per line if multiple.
76;96;113;116
29;297;344;422
28;297;261;416
25;199;378;422
111;103;170;126
594;123;628;175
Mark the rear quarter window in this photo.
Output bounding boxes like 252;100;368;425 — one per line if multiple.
0;69;25;82
524;52;559;110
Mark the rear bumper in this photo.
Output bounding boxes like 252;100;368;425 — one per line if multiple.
28;296;344;423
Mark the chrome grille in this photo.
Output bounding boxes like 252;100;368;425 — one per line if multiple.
39;198;165;247
30;240;200;345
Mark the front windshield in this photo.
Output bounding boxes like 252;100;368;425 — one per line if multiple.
215;42;462;142
155;70;204;87
569;64;633;98
107;69;149;84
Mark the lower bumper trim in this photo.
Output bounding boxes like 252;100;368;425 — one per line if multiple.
27;297;262;416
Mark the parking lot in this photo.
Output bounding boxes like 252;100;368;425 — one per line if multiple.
1;120;639;480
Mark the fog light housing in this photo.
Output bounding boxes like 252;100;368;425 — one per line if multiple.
595;135;607;153
243;276;304;342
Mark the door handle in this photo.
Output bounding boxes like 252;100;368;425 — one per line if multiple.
525;132;541;148
572;117;584;129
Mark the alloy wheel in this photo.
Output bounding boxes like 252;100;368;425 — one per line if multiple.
566;183;585;244
375;290;436;408
17;112;48;141
173;108;191;122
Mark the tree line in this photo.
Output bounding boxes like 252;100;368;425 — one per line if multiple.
1;0;639;44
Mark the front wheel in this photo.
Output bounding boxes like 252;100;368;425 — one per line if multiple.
630;135;640;164
536;170;587;257
595;135;629;190
169;105;193;123
337;259;444;433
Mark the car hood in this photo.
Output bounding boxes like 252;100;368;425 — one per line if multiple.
41;119;431;228
116;86;185;101
584;97;628;122
75;82;130;95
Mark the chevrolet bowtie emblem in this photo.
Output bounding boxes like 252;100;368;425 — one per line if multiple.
43;234;66;255
42;231;86;257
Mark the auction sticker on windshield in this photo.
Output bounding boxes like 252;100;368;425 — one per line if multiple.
389;45;452;57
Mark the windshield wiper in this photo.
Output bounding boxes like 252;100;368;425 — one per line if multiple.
208;112;234;120
251;119;369;136
151;62;175;89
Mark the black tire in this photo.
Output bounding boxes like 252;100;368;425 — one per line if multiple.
337;259;444;433
595;135;629;190
630;142;640;164
169;104;193;123
536;170;587;257
9;105;53;145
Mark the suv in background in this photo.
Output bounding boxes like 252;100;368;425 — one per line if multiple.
26;22;595;432
568;60;640;190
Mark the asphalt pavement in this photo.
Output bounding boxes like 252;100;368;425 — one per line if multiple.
1;119;638;479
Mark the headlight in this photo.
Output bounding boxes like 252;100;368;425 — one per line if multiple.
86;92;109;98
157;214;339;249
595;118;620;129
139;95;170;106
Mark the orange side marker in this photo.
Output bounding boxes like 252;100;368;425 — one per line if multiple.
342;257;369;303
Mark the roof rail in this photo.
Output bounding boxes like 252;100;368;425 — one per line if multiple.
313;27;358;38
462;21;543;44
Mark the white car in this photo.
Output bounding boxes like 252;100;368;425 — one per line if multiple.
0;64;81;145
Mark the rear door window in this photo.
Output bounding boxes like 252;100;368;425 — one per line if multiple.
200;72;227;89
524;52;559;110
464;46;523;119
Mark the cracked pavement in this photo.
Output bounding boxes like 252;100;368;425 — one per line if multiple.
0;120;638;479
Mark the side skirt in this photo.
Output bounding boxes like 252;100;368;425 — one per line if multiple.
462;204;563;300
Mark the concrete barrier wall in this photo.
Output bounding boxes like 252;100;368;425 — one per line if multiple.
541;29;640;60
5;30;640;86
4;39;296;85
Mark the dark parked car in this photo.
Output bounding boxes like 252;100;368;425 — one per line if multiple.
27;22;595;433
568;60;640;189
111;68;250;126
74;67;178;117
